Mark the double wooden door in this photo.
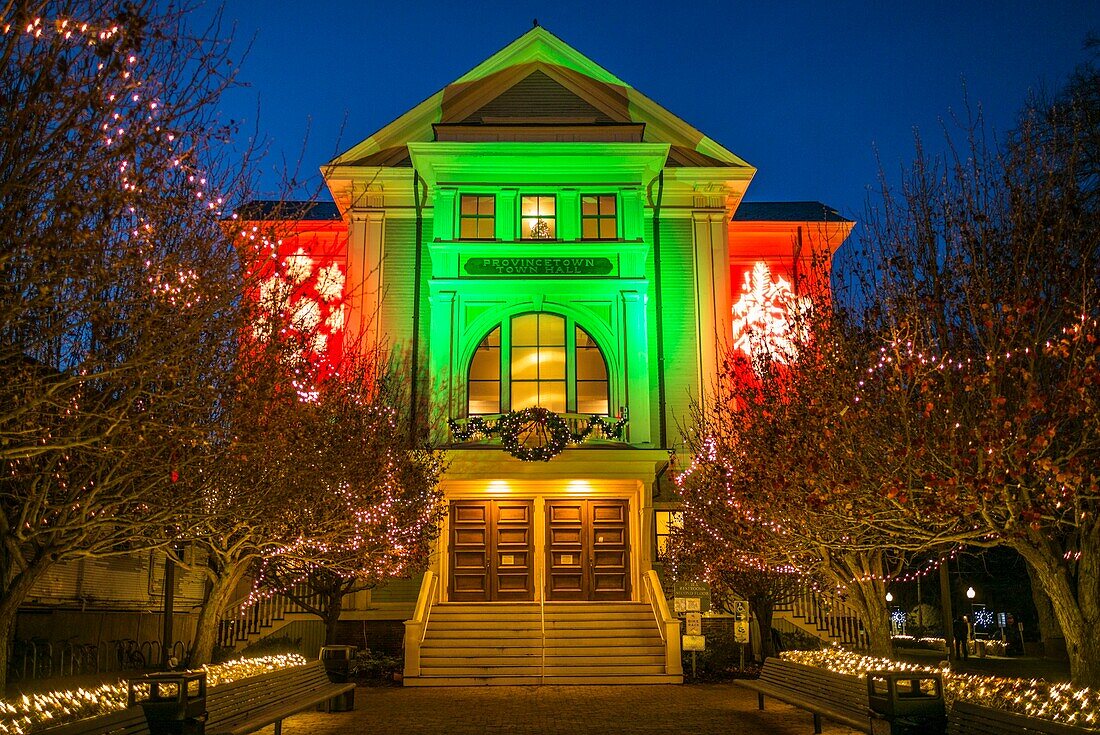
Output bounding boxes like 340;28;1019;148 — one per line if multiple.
545;499;631;601
449;499;534;602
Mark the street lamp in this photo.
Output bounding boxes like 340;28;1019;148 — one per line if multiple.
966;586;976;600
886;592;894;603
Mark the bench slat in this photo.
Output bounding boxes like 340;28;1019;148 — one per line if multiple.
948;700;1094;735
735;659;873;733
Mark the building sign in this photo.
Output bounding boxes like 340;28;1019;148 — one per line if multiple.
462;256;614;277
673;581;711;613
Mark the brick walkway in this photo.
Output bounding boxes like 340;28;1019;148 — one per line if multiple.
254;683;862;735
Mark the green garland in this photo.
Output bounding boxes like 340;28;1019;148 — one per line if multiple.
448;409;630;461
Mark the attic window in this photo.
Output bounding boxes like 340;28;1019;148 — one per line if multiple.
520;196;556;240
459;195;495;239
581;195;617;240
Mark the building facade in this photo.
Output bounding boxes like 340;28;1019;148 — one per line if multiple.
229;27;854;684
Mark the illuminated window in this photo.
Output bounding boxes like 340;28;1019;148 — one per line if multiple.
459;195;495;239
511;313;566;412
655;510;683;560
581;195;617;240
575;326;608;414
520;195;556;239
465;314;611;416
467;326;501;414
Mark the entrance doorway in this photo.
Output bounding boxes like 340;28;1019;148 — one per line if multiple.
545;499;630;601
449;499;534;602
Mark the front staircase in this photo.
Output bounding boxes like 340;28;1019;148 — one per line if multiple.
403;571;683;686
407;602;675;685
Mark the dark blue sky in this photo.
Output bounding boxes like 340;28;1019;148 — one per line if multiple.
204;0;1099;222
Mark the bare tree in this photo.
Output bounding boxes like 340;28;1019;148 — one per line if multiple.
0;1;250;687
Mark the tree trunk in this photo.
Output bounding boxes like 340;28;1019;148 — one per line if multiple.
0;560;51;692
1013;537;1100;686
751;596;776;659
1026;564;1063;652
323;590;344;645
849;577;894;658
190;564;247;667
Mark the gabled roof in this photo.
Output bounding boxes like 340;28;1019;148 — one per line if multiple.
328;27;751;173
732;201;852;223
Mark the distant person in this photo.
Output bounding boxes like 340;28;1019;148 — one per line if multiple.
952;616;969;659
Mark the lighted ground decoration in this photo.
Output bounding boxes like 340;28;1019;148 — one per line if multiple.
0;654;307;735
782;648;1099;729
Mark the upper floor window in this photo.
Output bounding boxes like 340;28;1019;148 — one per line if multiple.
581;195;617;240
520;195;556;240
459;195;495;239
466;313;609;416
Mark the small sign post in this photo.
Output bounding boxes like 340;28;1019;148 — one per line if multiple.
673;582;710;679
732;599;749;669
685;612;702;636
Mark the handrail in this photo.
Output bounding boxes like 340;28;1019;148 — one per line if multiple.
642;570;682;676
403;571;438;678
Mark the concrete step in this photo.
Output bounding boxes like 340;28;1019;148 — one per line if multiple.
403;674;683;686
418;664;669;677
422;653;666;666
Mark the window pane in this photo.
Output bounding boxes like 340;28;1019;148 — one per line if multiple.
581;196;598;216
576;382;608;415
512;382;538;410
512;314;539;346
512;346;539;380
599;218;616;239
468;382;500;415
477;219;495;239
539;345;566;380
576;348;606;381
460;218;478;239
470;347;500;380
582;218;599;240
478;196;495;216
521;196;539;216
539;196;555;215
538;382;567;413
522;216;555;239
460;195;477;215
575;328;596;348
598;195;616;214
538;314;565;345
483;327;500;347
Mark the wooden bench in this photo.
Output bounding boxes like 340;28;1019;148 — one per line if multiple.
39;706;151;735
949;699;1097;735
734;658;873;734
205;660;355;735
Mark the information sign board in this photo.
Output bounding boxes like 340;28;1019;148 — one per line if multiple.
682;634;705;652
685;612;702;636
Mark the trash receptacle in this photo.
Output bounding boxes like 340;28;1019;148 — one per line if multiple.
318;645;356;712
867;670;946;735
129;671;207;735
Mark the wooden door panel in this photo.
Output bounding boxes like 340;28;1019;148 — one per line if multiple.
545;498;631;601
492;500;534;601
450;501;490;601
591;500;630;600
450;499;534;602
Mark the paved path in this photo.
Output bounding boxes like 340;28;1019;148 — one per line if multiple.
255;683;862;735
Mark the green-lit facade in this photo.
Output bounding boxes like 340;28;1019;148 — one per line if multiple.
260;27;853;682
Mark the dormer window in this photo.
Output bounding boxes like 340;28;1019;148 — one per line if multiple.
520;195;556;240
459;195;495;239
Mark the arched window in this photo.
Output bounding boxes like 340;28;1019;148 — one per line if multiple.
466;313;609;416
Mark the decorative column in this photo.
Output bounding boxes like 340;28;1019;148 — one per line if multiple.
346;207;386;352
427;289;456;445
622;289;652;446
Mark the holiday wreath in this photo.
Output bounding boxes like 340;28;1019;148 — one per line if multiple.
496;407;571;461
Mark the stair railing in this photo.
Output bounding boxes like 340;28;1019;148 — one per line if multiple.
403;570;438;679
642;570;683;676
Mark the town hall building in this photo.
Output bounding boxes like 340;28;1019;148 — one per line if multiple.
22;26;853;685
